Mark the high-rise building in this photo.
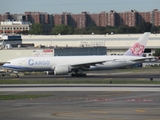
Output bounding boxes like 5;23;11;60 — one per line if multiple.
54;13;63;25
0;9;160;33
24;12;53;24
154;9;160;26
137;11;151;25
116;10;137;26
54;12;87;28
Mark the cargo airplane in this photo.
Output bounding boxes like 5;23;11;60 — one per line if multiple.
3;32;150;78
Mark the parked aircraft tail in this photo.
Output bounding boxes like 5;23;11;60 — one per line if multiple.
123;32;150;56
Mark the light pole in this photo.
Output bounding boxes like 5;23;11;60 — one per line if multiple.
51;35;52;47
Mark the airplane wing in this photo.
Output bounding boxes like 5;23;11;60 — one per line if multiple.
70;60;107;69
70;57;154;69
131;57;157;62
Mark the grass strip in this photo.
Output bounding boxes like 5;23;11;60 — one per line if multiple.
0;79;159;84
0;94;52;100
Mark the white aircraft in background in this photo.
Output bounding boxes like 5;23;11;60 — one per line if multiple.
3;32;151;78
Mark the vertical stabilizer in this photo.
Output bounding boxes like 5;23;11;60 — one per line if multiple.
123;32;150;56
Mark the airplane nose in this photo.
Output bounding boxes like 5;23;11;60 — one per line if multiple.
2;62;9;67
2;64;6;67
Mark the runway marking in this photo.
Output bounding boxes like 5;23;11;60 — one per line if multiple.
92;110;108;114
104;78;113;80
101;91;131;97
87;94;110;97
58;78;66;80
51;110;109;118
125;99;153;102
51;113;58;116
87;98;115;102
64;97;85;100
51;112;92;118
134;109;146;113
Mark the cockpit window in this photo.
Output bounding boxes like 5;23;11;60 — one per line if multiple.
5;62;11;64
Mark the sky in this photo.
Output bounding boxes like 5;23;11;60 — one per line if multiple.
0;0;159;14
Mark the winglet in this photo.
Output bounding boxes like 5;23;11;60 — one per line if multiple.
123;32;150;56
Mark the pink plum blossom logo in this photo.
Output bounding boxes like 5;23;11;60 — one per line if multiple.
130;42;145;56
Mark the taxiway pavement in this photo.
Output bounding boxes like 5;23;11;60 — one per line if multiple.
0;90;160;120
0;84;160;91
0;70;160;120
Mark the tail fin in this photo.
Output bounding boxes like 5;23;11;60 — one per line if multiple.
123;32;150;56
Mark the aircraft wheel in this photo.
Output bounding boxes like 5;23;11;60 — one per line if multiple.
71;74;75;77
15;74;19;78
71;73;87;77
82;74;87;77
71;74;80;77
1;73;6;76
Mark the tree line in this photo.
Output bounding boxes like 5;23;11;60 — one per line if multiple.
27;22;160;35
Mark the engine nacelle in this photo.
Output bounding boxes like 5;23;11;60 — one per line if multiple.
54;65;70;75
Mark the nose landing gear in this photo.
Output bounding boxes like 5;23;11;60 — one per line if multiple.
15;74;19;78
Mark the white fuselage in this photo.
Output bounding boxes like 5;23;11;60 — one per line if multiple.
3;55;142;72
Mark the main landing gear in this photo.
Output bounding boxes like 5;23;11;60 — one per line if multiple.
71;73;87;77
71;69;87;77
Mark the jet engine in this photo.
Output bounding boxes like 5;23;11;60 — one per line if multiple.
54;65;71;75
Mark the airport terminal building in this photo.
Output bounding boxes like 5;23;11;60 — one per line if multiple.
21;33;160;56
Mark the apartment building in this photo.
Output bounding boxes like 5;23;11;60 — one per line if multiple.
0;9;160;31
53;9;160;28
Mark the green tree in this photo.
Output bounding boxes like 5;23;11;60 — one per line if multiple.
153;49;160;56
49;22;157;35
126;27;138;33
117;26;128;33
116;26;139;34
157;26;160;33
29;23;43;35
151;25;158;33
106;26;118;34
67;26;74;34
137;22;152;33
74;28;87;34
51;24;74;35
